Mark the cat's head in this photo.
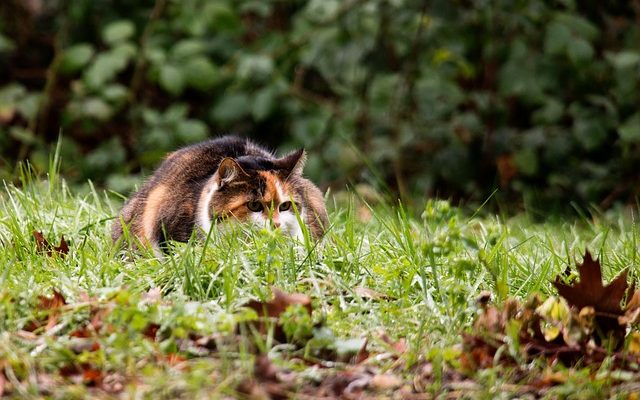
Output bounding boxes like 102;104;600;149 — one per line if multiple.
207;149;307;238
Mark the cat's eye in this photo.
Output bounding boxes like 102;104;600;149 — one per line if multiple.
247;201;263;212
279;201;292;212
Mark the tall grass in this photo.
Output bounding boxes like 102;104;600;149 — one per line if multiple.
0;151;638;396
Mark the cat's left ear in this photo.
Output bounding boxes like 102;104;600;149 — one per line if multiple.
277;149;306;178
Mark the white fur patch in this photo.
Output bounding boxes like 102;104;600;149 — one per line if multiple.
247;206;305;242
197;180;219;237
280;209;305;242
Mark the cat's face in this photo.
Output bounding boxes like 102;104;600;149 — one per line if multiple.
202;150;307;240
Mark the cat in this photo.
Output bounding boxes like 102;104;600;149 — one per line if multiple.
111;135;328;254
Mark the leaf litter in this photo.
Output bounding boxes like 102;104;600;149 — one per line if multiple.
4;251;640;397
463;251;640;394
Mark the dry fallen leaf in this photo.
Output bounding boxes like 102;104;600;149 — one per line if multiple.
553;251;631;316
244;287;312;318
381;333;408;355
25;290;67;332
33;231;69;258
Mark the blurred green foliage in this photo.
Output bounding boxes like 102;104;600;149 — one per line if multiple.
1;0;640;208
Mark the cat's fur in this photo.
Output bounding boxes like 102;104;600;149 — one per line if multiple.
111;136;328;253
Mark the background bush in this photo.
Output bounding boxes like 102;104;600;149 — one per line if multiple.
1;0;640;209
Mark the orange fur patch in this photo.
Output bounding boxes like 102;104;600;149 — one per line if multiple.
259;171;283;207
142;184;168;243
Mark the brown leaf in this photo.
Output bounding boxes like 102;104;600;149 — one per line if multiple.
53;235;69;256
32;231;69;258
164;353;186;366
473;305;503;333
553;251;631;316
142;323;161;340
39;290;66;310
82;367;103;386
245;287;312;318
381;333;408;355
242;355;293;399
254;355;280;382
353;338;369;364
33;230;50;252
26;290;67;331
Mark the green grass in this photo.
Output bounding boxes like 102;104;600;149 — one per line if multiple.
1;161;639;398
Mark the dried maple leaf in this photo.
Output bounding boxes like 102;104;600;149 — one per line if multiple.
54;235;69;256
553;251;631;316
32;231;69;258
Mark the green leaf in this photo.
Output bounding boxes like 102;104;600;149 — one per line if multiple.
252;86;277;121
513;148;538;176
305;0;340;23
102;20;135;45
184;57;219;91
177;119;209;143
165;104;189;121
211;92;250;124
101;84;129;103
618;113;640;143
82;97;113;121
573;118;607;150
555;12;599;41
607;51;640;69
567;38;594;63
159;65;185;96
0;34;16;53
207;3;240;32
59;44;95;74
171;39;206;60
237;54;274;82
9;127;37;144
368;74;400;111
532;99;564;125
16;93;41;120
544;22;571;55
84;51;130;89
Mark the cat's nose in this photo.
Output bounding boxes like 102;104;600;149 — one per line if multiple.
270;217;281;229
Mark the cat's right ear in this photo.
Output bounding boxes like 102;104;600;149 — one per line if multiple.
216;158;247;186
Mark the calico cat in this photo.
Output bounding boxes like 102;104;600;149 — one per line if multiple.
111;136;328;253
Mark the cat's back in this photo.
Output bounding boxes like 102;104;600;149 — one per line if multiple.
111;135;272;244
154;136;272;183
